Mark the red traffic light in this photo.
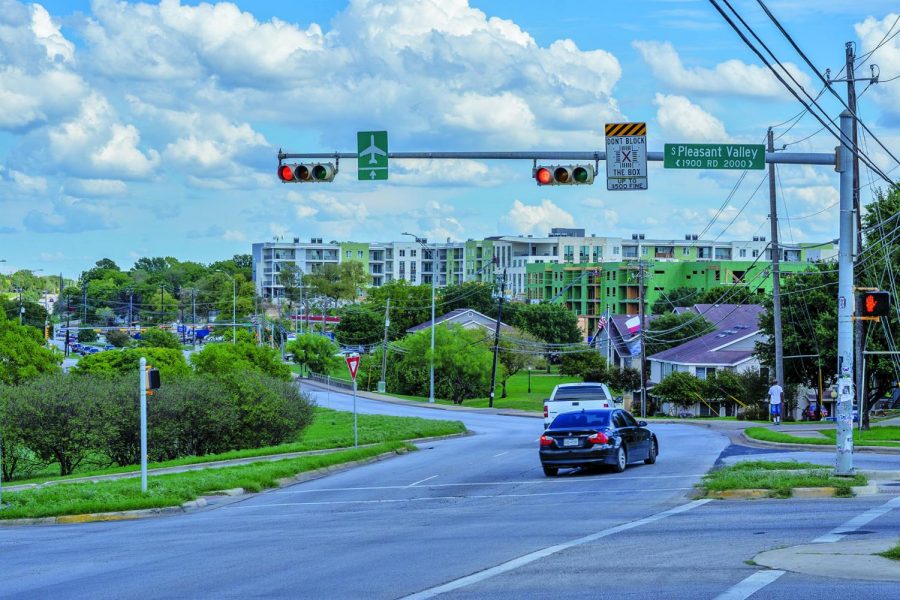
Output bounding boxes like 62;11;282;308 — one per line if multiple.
278;165;295;182
858;291;890;317
535;167;552;185
277;162;337;183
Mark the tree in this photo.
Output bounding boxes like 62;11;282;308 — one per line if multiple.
651;286;702;314
0;296;49;329
652;372;704;411
105;329;132;348
335;305;382;346
0;312;61;385
95;307;117;326
138;328;181;349
72;347;191;379
77;328;99;343
190;342;292;381
363;280;433;339
560;350;606;377
497;330;539;398
644;312;715;356
287;334;342;375
511;302;582;345
439;282;496;316
697;287;764;306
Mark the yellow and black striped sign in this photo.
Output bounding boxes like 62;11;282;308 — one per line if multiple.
605;122;646;137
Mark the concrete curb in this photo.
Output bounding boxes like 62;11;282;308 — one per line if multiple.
739;431;900;454
754;539;900;582
0;436;459;527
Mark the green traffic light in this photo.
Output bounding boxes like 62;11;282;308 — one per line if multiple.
312;164;327;180
573;166;589;182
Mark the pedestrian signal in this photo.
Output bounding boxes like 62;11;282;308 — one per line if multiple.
857;291;890;318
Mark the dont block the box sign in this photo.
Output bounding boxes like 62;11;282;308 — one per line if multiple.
345;354;360;381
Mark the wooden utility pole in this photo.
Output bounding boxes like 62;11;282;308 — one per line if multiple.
768;128;785;396
488;269;507;408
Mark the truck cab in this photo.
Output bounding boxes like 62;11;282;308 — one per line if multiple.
544;382;614;429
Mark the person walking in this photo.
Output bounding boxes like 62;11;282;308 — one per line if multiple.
768;380;784;425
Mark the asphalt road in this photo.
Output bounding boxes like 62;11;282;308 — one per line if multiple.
2;385;898;599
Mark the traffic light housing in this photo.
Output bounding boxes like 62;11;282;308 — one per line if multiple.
857;291;891;318
278;162;337;183
534;164;595;186
146;367;161;390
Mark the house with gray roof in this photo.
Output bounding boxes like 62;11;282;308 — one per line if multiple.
406;308;511;335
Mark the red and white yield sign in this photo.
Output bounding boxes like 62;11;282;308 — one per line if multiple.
345;354;360;381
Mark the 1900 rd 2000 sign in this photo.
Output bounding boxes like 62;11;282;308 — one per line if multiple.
664;143;766;170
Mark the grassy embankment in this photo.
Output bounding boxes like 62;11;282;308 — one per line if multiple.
2;407;466;516
700;460;868;498
745;426;900;447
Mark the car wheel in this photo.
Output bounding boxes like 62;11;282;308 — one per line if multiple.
612;446;627;473
644;438;657;465
542;465;558;477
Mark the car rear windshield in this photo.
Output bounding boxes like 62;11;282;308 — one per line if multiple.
550;411;611;429
551;386;609;401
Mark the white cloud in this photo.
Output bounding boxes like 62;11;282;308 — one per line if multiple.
23;195;117;233
654;93;728;142
66;178;128;197
633;40;811;98
390;159;493;186
856;13;900;124
9;169;48;193
222;229;246;241
30;4;74;63
500;199;575;235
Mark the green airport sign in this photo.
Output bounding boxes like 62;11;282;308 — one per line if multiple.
358;131;389;180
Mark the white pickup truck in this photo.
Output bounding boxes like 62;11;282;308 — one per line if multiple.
543;382;616;429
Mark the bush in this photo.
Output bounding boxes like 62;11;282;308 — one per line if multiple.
0;312;62;385
221;372;316;447
104;329;132;348
77;328;98;343
138;328;181;349
190;341;292;381
0;389;45;480
287;334;342;375
71;347;191;380
737;403;768;421
560;351;606;378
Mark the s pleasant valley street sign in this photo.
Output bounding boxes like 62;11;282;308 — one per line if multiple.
664;143;766;170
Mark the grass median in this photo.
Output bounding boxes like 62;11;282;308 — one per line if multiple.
745;426;900;447
701;460;868;498
879;542;900;561
0;442;412;520
8;407;467;487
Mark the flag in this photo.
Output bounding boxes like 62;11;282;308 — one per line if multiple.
625;316;641;334
598;315;608;330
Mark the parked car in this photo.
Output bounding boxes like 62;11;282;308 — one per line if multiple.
543;382;613;429
539;408;658;476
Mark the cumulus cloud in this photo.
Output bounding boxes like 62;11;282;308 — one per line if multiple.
856;13;900;125
65;178;128;197
8;169;48;193
500;199;575;235
390;159;493;186
654;93;728;142
633;40;811;98
23;196;117;233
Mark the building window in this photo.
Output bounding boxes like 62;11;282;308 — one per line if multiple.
613;246;619;254
411;249;417;257
399;249;405;257
345;250;351;258
682;247;690;256
357;250;363;258
752;250;759;257
641;246;648;255
739;249;747;258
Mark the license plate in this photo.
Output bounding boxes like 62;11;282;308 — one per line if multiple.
563;437;579;447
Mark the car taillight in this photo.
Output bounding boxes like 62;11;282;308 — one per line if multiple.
539;435;554;447
543;406;548;418
587;432;609;444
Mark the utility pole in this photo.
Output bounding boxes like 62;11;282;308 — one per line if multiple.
428;242;436;404
159;285;165;324
128;291;133;334
836;110;856;476
299;272;304;335
488;268;507;408
379;298;390;392
82;284;87;325
638;259;647;418
768;128;785;396
191;289;196;346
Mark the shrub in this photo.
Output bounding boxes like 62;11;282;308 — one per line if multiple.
191;341;292;381
0;312;62;385
221;372;316;447
138;328;181;349
560;351;606;377
77;328;98;343
104;329;132;348
71;347;191;380
287;334;342;375
0;387;46;480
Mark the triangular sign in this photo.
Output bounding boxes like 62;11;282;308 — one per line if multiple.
345;354;360;381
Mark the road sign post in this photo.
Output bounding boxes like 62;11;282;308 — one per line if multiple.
346;354;360;447
605;122;647;191
140;357;148;492
664;143;766;170
357;131;388;180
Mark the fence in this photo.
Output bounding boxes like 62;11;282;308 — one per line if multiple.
307;371;354;391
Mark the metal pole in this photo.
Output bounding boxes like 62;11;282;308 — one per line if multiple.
835;110;855;476
299;274;304;335
353;378;358;447
379;298;390;393
488;268;507;408
639;259;647;418
139;356;148;492
768;128;785;394
232;278;236;344
429;244;436;404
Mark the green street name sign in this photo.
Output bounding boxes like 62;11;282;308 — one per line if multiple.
358;130;388;180
664;143;766;170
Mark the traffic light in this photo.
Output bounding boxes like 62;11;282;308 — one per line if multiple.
533;164;595;186
278;162;337;183
857;291;891;318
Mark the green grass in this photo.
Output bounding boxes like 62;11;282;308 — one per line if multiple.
8;407;466;486
745;426;900;447
701;460;867;498
0;442;412;520
878;542;900;561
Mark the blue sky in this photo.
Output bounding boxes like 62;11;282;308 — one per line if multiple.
1;0;899;278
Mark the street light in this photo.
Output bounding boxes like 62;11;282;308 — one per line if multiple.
402;232;436;404
217;270;237;344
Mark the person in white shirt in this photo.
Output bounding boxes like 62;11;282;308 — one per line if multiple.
768;381;784;425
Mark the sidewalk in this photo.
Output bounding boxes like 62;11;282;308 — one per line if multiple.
754;537;900;582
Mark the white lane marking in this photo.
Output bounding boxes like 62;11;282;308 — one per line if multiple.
492;451;509;457
812;495;900;543
408;475;438;487
269;473;708;494
399;499;711;600
230;487;696;509
713;570;785;600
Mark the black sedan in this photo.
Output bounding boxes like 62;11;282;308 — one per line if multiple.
539;408;658;476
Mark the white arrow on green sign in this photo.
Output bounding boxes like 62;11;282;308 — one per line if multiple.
664;143;765;170
358;131;388;180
